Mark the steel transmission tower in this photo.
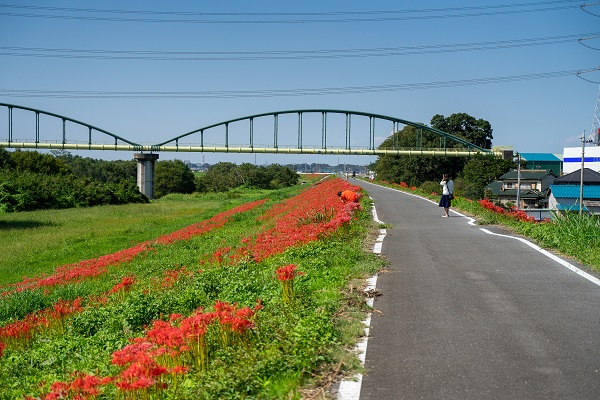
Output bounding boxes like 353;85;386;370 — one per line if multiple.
592;84;600;145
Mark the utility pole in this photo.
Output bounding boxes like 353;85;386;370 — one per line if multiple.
513;153;521;210
579;131;593;215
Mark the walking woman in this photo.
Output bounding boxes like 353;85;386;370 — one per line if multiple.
439;173;454;217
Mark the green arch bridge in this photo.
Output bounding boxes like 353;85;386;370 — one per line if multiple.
1;103;491;156
0;103;495;198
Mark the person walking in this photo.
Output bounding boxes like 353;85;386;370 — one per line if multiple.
439;173;454;217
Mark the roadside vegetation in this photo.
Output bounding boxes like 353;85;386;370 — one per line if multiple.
0;176;383;399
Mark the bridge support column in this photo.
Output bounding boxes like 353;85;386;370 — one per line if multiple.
134;153;159;199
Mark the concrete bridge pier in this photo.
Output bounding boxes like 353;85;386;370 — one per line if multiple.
134;153;159;199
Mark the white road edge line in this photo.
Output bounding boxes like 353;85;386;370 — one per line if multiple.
368;180;600;288
337;197;383;400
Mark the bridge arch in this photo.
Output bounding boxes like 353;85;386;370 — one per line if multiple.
0;102;141;150
153;109;492;156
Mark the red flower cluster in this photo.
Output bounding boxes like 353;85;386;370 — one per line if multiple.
154;200;267;245
221;178;362;263
109;300;260;393
109;276;136;294
2;200;267;297
0;297;84;348
4;243;150;296
275;264;304;304
156;267;194;289
479;199;537;223
43;373;111;400
275;264;301;282
38;299;262;398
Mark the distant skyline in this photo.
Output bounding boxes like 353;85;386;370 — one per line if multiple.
1;1;599;165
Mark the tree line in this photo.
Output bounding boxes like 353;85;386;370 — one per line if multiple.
0;149;299;213
372;112;515;200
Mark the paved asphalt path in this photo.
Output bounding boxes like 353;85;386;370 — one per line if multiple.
352;180;600;400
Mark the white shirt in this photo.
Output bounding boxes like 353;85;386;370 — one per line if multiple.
440;179;454;195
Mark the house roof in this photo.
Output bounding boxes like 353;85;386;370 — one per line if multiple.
553;168;600;185
499;169;556;180
550;184;600;199
484;181;547;198
520;153;562;162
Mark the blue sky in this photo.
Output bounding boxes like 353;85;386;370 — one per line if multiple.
1;1;599;166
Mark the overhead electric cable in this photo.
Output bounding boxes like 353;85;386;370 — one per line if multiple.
580;2;600;17
0;68;590;99
0;33;594;61
578;34;600;50
0;1;577;24
576;66;600;83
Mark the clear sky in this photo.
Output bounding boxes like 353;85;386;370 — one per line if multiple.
1;1;599;166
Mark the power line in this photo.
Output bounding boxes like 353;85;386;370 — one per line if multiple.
580;2;600;17
0;69;591;99
0;33;594;61
0;1;577;24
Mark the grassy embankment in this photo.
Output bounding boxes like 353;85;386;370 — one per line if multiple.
0;176;383;399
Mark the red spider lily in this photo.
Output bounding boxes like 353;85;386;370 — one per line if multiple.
51;297;84;318
275;264;301;281
2;200;267;296
212;301;257;347
157;266;194;289
45;297;85;334
0;297;86;350
0;341;5;358
154;199;267;245
145;320;186;351
110;276;136;294
479;199;538;223
211;246;232;266
0;313;49;348
112;341;170;395
275;265;304;304
223;178;362;263
43;372;111;400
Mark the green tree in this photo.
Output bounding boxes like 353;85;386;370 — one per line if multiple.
264;164;299;188
0;148;13;170
154;160;196;198
459;153;513;200
10;150;70;175
374;125;458;185
373;113;493;186
202;162;242;192
430;113;493;149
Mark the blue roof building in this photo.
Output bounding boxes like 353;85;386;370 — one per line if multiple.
519;153;562;176
549;168;600;214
